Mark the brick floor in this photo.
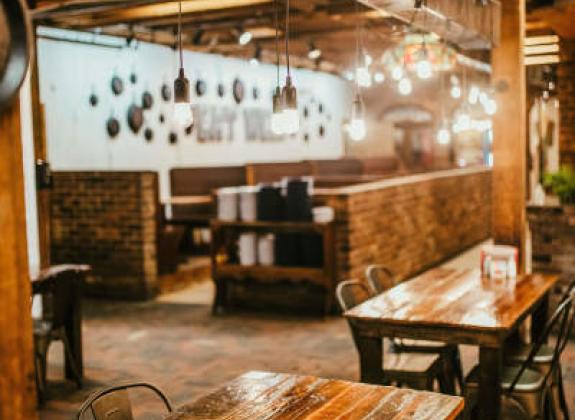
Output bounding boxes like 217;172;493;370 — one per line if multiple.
39;245;575;419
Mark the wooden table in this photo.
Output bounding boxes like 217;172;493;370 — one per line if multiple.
165;371;464;419
344;268;559;420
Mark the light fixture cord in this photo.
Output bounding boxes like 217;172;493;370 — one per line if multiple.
275;0;280;87
354;0;360;96
178;0;183;69
285;0;290;77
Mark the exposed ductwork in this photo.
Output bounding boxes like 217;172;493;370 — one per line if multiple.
357;0;501;50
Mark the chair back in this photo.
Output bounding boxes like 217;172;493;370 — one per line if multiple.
336;280;372;312
76;382;173;420
365;265;396;295
32;265;88;330
508;288;575;393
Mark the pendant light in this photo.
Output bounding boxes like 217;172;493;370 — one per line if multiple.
347;7;366;142
416;36;433;79
398;76;412;95
173;0;193;127
281;0;299;134
349;94;366;142
436;73;451;145
271;0;285;135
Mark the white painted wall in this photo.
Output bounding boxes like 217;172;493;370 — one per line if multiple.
37;28;351;200
19;72;41;279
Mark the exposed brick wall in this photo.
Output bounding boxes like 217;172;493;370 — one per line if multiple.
559;39;575;167
318;168;492;283
50;171;159;299
528;205;575;307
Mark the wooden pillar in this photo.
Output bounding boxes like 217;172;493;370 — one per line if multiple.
30;29;51;268
491;0;527;265
0;99;38;418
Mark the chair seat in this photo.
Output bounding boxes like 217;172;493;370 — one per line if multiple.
466;364;545;392
383;352;441;376
505;343;554;364
393;338;451;351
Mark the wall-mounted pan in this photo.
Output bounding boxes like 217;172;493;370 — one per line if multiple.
0;0;31;111
127;104;143;133
106;117;120;138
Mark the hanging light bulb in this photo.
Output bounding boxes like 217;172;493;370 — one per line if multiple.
364;52;373;66
398;77;412;96
308;41;321;60
468;85;480;104
356;66;372;87
173;0;193;128
437;120;451;145
484;98;497;115
416;58;433;79
271;87;285;135
282;76;299;134
374;72;385;84
450;84;461;99
391;65;403;81
454;108;471;132
348;94;366;142
416;42;433;79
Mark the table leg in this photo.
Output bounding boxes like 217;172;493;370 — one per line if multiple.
65;278;83;383
478;346;502;420
532;292;550;343
355;334;383;385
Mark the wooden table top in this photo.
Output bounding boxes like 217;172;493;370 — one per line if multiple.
345;268;559;343
165;371;463;420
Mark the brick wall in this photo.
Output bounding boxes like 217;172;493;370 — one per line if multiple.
50;171;159;299
559;39;575;167
528;205;575;307
318;167;492;283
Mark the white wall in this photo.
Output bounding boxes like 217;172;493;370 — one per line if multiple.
38;29;351;200
19;72;41;279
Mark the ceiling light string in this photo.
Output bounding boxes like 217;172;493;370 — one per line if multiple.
280;0;299;134
173;0;193;128
285;0;291;77
271;0;285;135
275;0;280;88
347;0;366;142
178;0;183;70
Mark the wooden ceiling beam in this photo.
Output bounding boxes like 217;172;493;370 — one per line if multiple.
47;0;273;29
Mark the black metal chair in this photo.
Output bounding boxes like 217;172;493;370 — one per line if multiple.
32;265;89;401
365;264;464;394
504;280;575;420
463;289;575;419
336;279;444;392
76;382;173;420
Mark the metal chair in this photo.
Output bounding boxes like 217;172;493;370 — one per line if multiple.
365;264;464;394
336;279;444;391
76;382;173;420
463;290;575;420
32;265;89;401
504;280;575;420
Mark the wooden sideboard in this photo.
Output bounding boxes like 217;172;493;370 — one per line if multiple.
210;220;336;315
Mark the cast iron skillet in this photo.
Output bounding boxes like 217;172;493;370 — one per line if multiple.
0;0;31;111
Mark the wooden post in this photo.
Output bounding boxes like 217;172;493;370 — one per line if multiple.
491;0;527;266
30;29;51;268
0;98;38;418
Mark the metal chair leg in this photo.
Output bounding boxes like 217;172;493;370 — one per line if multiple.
61;332;82;388
556;364;570;420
